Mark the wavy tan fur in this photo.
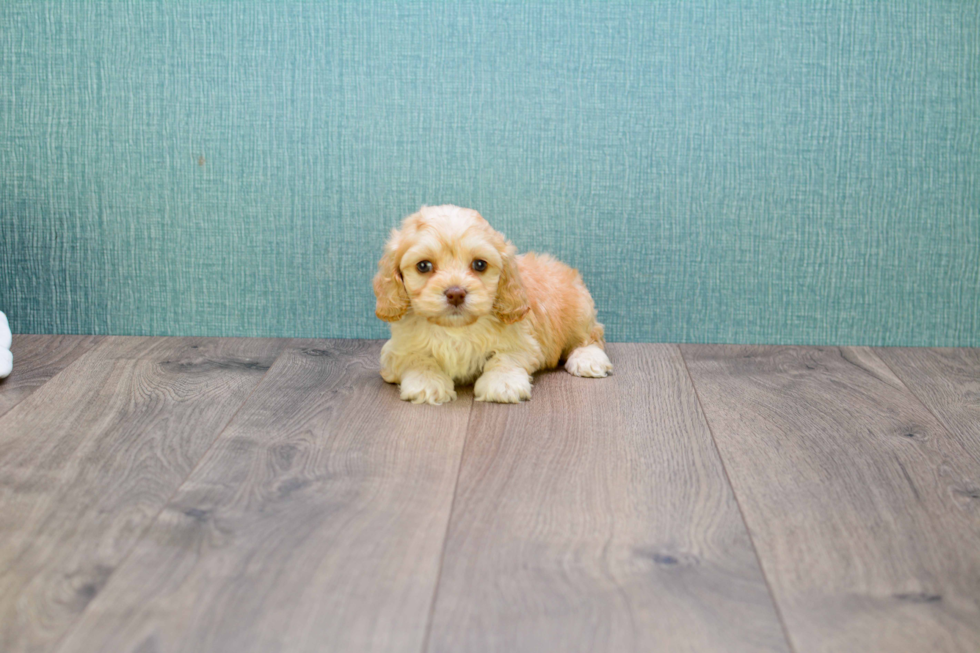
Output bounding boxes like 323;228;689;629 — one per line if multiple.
373;205;612;404
372;229;411;322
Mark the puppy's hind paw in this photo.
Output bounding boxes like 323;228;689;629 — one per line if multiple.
399;370;457;405
565;344;612;378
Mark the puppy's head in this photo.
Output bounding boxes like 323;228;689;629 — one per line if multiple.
373;205;529;327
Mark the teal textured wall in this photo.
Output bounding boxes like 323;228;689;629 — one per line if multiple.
1;1;978;345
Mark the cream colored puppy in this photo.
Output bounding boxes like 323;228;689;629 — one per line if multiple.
373;205;611;404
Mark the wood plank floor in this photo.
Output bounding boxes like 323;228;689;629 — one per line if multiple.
0;336;977;653
0;335;103;419
681;346;980;653
427;344;788;653
0;337;286;653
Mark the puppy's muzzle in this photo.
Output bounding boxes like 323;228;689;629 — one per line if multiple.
444;286;467;307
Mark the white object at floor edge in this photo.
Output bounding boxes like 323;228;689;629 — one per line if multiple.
0;311;11;379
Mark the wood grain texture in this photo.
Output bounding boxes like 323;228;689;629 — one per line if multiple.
0;335;103;418
681;345;980;653
56;340;471;653
875;348;980;463
426;343;789;653
0;336;284;653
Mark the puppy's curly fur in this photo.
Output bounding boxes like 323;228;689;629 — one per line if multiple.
374;205;612;404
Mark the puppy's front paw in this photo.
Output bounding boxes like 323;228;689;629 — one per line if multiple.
380;366;399;384
399;369;457;405
475;368;532;403
565;344;613;378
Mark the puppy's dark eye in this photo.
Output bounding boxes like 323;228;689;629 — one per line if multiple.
416;261;433;273
472;259;488;272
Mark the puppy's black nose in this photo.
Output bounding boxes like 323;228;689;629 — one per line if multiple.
444;286;467;307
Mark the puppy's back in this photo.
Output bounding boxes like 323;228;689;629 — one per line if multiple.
517;252;604;367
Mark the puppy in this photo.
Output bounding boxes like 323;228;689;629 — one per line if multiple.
373;205;612;404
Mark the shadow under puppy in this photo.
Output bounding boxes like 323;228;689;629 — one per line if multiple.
374;205;612;404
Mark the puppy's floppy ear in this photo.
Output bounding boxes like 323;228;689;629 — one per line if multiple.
493;242;529;324
373;229;410;322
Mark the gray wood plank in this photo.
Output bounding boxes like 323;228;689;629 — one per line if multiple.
0;335;104;419
0;336;285;653
427;343;790;653
55;340;471;653
681;345;980;653
875;348;980;463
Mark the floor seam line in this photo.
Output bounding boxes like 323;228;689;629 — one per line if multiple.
870;347;980;467
45;336;293;653
0;335;110;421
418;395;476;653
676;344;800;653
